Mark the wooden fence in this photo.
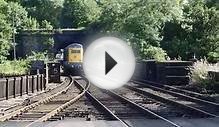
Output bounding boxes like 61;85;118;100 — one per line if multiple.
0;74;45;101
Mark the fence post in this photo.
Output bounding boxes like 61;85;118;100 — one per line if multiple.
13;77;16;98
26;75;29;94
43;74;46;90
20;77;23;96
36;75;39;91
41;74;43;90
39;74;41;91
32;75;34;93
6;78;9;100
45;63;48;88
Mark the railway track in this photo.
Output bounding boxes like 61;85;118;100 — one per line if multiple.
0;76;71;117
47;78;111;121
0;76;73;122
0;76;90;127
75;81;181;127
22;77;89;127
114;87;193;118
129;81;219;118
133;79;216;102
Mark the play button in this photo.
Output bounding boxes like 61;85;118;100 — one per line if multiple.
83;37;135;90
105;52;117;75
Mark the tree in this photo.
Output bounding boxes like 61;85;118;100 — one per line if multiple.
5;2;29;30
5;0;22;3
0;0;12;62
0;0;39;62
141;45;167;61
41;20;53;29
25;17;40;29
162;0;219;61
21;0;63;28
61;0;101;28
93;0;182;60
0;15;12;62
206;0;219;9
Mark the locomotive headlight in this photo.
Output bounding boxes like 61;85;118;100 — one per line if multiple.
77;64;81;68
78;64;82;68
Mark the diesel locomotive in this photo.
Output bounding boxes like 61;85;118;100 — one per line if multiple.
63;43;83;75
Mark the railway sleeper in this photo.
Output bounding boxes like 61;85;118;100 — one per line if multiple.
17;113;46;118
126;85;218;118
132;81;219;107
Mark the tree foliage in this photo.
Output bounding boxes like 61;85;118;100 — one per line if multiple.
5;2;29;29
141;45;167;61
61;0;100;28
93;0;182;60
0;0;12;62
162;0;219;61
25;17;40;29
21;0;63;28
0;59;30;76
0;0;41;62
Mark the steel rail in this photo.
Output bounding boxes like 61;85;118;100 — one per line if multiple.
125;85;218;118
132;79;209;98
86;91;131;127
132;80;219;108
106;90;182;127
25;77;90;127
76;80;131;127
133;79;216;102
1;77;70;117
76;79;181;127
0;76;73;122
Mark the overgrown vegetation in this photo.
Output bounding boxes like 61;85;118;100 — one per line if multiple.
0;60;30;77
162;0;219;61
26;51;47;61
0;0;54;63
0;51;48;77
190;60;219;93
140;46;167;61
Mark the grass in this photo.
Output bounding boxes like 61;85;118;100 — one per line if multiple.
0;51;49;77
0;60;30;77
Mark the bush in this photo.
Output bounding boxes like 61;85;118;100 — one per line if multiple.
190;60;219;93
27;51;47;61
0;60;30;77
207;51;219;63
141;45;167;61
190;60;208;85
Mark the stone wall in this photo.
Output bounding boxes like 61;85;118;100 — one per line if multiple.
17;29;87;57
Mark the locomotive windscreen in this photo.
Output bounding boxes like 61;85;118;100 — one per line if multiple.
71;50;81;53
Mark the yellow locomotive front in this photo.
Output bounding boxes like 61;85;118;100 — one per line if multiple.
68;47;83;63
63;43;83;75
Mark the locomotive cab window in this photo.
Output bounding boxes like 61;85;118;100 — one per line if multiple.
71;50;81;53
